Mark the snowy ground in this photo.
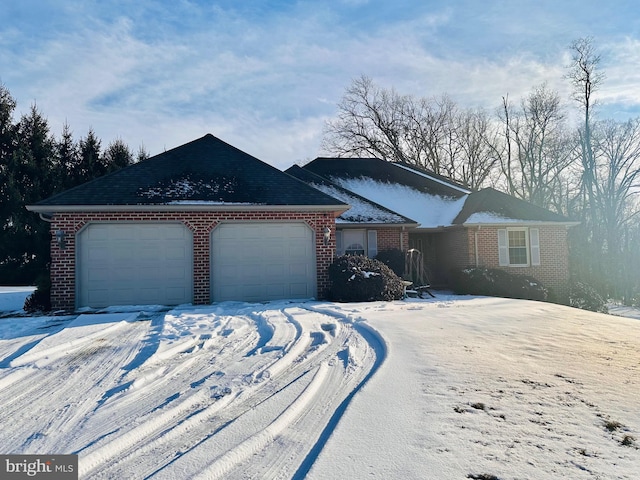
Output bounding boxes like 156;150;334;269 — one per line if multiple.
0;292;638;479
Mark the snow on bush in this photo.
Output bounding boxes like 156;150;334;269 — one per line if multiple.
327;255;404;302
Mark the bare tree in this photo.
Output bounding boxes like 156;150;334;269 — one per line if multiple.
565;37;605;224
322;75;498;188
496;83;573;211
592;118;640;298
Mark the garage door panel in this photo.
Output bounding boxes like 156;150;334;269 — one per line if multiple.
78;223;193;308
211;222;316;302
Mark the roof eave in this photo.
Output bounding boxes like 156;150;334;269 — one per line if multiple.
26;204;351;214
461;221;581;227
336;222;419;228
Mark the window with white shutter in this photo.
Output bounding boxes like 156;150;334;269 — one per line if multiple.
498;227;539;267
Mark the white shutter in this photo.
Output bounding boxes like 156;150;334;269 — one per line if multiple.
367;230;378;258
498;229;509;266
530;228;540;266
336;230;344;256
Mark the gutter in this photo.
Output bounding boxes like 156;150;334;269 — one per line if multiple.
26;204;351;215
462;221;581;228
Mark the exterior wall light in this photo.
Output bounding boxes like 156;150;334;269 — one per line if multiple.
323;226;331;246
55;230;66;249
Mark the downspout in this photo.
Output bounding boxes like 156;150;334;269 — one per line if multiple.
38;213;54;223
474;226;480;267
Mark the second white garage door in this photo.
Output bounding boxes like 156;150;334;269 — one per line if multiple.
211;222;316;302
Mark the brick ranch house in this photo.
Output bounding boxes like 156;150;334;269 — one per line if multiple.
28;134;578;310
27;134;351;310
299;157;579;298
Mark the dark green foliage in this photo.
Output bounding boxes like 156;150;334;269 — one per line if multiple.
569;281;608;313
0;103;56;284
24;273;51;313
451;267;549;301
327;255;404;302
374;249;405;276
0;84;136;286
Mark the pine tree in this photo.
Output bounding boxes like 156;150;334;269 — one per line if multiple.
1;104;56;283
78;128;103;183
103;138;134;172
56;122;80;190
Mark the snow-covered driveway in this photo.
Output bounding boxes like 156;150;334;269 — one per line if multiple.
0;302;382;479
1;296;639;479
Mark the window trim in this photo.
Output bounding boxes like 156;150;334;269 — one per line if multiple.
335;229;378;258
498;227;540;267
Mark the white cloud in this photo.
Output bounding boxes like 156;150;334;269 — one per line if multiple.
3;0;640;170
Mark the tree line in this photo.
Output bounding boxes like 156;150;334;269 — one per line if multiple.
322;38;640;305
0;85;147;285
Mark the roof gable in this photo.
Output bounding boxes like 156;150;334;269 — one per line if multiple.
285;165;418;226
454;188;574;224
31;134;347;209
302;157;576;228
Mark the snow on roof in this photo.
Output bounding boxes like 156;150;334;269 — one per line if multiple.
330;177;467;228
393;163;471;194
464;212;519;224
309;182;411;224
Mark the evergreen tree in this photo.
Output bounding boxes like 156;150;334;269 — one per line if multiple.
56;122;80;190
78;128;103;183
103;138;134;172
1;104;56;283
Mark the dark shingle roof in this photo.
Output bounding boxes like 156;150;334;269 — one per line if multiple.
285;165;418;226
31;134;348;209
453;188;573;224
303;157;470;198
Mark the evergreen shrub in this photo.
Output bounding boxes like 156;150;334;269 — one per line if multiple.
375;249;405;277
451;267;548;301
328;255;404;302
569;281;608;313
23;273;51;313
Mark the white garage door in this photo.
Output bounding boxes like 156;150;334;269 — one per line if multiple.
77;223;193;308
211;222;316;302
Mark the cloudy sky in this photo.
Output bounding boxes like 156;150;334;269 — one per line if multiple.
2;0;640;169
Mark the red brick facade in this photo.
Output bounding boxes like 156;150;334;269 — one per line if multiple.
432;225;571;297
48;210;336;310
374;227;410;252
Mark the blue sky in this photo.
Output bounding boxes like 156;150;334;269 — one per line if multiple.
2;0;640;168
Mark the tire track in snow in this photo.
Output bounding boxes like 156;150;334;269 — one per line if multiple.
193;363;330;480
292;319;388;479
139;306;383;480
0;314;152;454
3;303;386;479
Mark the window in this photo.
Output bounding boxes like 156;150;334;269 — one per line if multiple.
335;229;378;257
498;228;540;267
508;229;528;265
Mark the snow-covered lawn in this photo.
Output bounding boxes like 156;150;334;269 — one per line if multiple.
0;293;638;479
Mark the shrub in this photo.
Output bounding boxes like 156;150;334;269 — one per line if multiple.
327;255;404;302
24;273;51;313
451;267;548;302
375;249;405;277
569;281;608;313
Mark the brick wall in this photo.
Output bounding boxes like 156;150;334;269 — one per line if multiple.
472;225;571;298
375;227;409;252
49;210;336;310
408;225;571;297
